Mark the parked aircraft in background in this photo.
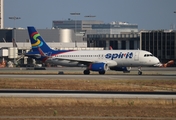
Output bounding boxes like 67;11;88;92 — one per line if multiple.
160;60;174;67
0;58;6;68
25;26;161;75
109;46;113;50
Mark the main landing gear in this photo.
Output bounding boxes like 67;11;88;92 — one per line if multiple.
99;70;105;75
138;67;142;75
83;69;106;75
83;69;90;75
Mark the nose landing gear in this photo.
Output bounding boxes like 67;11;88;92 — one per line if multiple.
138;67;142;75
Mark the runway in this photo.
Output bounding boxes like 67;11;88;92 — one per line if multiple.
0;67;176;76
0;90;176;99
0;66;176;71
0;74;175;80
0;66;176;80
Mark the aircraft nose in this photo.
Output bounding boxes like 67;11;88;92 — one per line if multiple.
153;57;161;67
156;57;160;62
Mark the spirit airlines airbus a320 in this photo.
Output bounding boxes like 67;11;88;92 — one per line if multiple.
26;26;161;75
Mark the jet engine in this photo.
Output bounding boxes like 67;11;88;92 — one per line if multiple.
89;63;108;71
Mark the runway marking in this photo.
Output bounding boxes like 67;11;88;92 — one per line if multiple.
1;93;176;99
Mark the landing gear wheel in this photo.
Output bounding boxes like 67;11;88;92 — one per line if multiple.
138;71;142;75
83;70;90;75
138;66;142;75
99;70;105;75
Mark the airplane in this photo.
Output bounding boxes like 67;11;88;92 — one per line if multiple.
159;60;174;67
109;46;113;50
0;58;6;68
25;26;161;75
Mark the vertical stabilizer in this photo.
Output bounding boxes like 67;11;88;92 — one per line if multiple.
27;26;52;53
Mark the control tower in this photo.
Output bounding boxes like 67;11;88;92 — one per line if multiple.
0;0;3;29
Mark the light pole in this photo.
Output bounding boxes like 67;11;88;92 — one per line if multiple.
70;12;80;47
9;16;21;28
9;16;21;65
84;15;96;30
173;11;176;29
84;15;96;46
84;15;96;18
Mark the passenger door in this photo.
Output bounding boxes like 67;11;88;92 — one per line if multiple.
134;51;139;61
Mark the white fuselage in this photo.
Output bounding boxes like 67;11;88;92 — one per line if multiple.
45;50;160;67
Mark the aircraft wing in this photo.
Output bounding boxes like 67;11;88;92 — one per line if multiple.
51;57;93;63
50;57;117;67
24;53;41;58
18;53;39;58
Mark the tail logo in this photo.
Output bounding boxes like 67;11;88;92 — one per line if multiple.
31;32;43;48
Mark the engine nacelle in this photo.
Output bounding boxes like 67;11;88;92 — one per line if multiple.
89;63;108;71
110;66;131;73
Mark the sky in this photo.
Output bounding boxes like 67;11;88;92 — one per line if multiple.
4;0;176;30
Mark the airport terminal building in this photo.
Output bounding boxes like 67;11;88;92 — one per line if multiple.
0;19;175;66
53;20;140;50
140;30;176;63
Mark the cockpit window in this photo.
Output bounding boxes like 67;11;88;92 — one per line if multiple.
144;54;153;57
